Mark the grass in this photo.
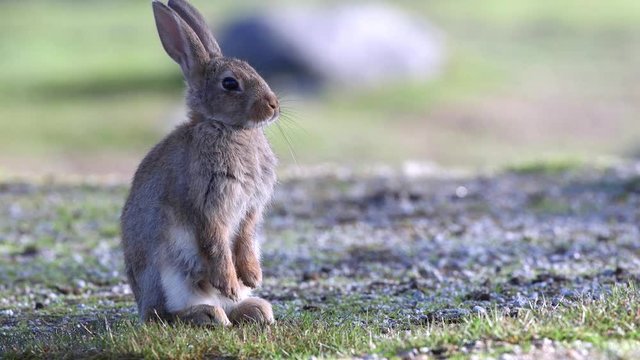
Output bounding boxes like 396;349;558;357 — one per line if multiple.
1;0;640;171
2;284;638;359
506;158;586;175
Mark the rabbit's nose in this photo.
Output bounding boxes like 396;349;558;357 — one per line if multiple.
266;93;278;110
250;93;280;123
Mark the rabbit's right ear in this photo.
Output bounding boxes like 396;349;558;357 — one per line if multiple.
152;0;209;81
168;0;222;59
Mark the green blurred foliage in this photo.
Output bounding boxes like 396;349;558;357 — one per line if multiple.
1;0;639;171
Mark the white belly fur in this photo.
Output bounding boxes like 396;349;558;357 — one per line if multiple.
161;266;251;314
160;225;251;314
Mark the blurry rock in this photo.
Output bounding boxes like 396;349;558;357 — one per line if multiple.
218;4;446;92
472;305;487;315
19;244;39;257
423;308;470;323
301;271;321;282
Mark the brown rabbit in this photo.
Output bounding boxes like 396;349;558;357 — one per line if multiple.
121;0;279;326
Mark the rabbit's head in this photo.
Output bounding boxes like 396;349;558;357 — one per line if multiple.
153;0;279;129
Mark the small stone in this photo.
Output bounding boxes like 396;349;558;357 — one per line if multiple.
74;279;87;289
110;284;132;295
302;271;321;282
54;285;71;295
508;276;523;285
431;347;447;356
424;308;470;323
560;288;577;299
417;264;443;282
361;355;380;360
398;348;418;360
511;296;528;308
503;307;519;318
472;306;487;315
466;290;491;301
9;203;23;218
455;186;469;198
20;245;39;257
411;290;426;301
302;304;321;311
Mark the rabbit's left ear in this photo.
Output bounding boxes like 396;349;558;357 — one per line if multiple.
168;0;222;59
153;1;209;80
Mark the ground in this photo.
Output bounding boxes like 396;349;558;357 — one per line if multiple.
1;162;639;359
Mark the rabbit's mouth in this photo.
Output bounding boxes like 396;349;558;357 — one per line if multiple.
265;111;280;125
204;114;278;130
246;111;279;129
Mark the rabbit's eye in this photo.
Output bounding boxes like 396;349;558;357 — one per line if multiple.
222;77;240;91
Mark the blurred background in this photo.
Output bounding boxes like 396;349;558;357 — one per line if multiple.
1;0;639;176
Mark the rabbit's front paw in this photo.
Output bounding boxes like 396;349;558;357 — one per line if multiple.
210;266;240;301
237;257;262;289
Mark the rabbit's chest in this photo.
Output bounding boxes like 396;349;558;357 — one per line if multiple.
197;143;276;216
241;146;276;208
231;159;275;210
189;126;276;227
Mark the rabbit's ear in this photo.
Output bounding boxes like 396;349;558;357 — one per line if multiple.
168;0;222;58
153;1;209;80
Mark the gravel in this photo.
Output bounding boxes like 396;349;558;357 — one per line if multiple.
1;162;639;357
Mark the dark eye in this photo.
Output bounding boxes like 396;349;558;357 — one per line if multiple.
222;77;240;91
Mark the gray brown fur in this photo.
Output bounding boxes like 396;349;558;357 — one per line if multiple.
121;0;278;326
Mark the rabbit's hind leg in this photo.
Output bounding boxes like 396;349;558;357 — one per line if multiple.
228;297;274;325
138;266;173;323
173;304;231;327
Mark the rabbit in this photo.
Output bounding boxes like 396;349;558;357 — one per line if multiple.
120;0;279;326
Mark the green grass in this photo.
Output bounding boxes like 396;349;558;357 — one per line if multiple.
409;0;640;30
2;284;638;359
506;158;587;175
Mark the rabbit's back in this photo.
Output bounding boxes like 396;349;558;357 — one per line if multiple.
120;124;190;310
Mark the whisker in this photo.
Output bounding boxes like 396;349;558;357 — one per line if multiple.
279;113;299;121
280;109;303;117
278;113;309;135
276;121;298;166
278;107;308;134
278;120;304;137
280;118;309;136
279;110;303;122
